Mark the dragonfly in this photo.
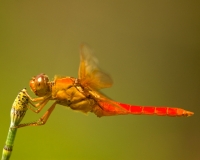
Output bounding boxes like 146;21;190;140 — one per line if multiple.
14;44;193;128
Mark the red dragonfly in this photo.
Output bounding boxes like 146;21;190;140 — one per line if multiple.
15;44;193;128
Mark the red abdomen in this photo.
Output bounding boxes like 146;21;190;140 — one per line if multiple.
118;103;194;117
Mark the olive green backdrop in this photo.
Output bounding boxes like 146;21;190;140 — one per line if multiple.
0;1;199;160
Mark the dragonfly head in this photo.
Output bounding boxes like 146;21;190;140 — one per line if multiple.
29;73;50;97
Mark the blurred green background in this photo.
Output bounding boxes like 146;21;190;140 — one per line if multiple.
0;1;199;160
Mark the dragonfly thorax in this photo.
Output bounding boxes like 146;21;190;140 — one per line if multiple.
29;73;51;97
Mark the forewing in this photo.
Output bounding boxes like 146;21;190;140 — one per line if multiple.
79;43;113;90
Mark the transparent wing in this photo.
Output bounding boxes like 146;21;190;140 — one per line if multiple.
87;88;127;116
78;43;113;90
78;44;127;116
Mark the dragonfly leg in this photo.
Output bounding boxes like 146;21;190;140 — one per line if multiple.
23;90;51;113
13;102;57;128
27;98;50;113
24;90;51;103
24;91;45;102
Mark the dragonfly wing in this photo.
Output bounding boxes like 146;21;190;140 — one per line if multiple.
88;88;128;116
79;43;113;90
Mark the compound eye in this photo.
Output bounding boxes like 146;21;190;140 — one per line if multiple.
35;74;46;87
29;73;50;97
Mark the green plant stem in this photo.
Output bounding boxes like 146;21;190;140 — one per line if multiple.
1;89;29;160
